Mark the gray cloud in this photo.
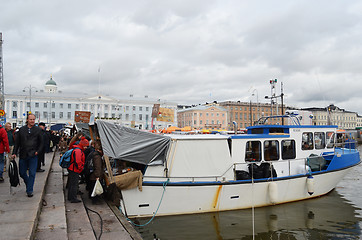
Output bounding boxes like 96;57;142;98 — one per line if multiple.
2;0;362;115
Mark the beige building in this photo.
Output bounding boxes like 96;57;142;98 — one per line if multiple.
219;101;282;130
302;104;357;129
177;104;228;130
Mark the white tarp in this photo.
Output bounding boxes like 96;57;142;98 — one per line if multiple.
96;120;171;165
167;138;233;179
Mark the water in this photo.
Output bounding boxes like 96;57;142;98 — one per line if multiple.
135;146;362;240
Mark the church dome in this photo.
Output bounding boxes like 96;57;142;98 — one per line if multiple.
46;76;57;86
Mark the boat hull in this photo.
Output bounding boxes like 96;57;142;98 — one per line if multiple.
121;166;355;218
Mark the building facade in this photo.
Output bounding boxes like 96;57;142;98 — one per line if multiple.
5;77;178;129
219;101;283;130
177;104;228;130
302;104;357;129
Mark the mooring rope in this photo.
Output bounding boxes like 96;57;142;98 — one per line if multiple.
122;178;170;227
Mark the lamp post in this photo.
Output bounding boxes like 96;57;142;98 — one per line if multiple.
23;85;37;114
252;89;259;121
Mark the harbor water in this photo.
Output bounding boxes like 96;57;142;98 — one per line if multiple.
135;145;362;240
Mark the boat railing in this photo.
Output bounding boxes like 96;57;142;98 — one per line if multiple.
144;153;338;182
255;114;301;126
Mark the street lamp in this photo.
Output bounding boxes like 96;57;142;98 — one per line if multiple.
23;85;37;113
251;89;259;121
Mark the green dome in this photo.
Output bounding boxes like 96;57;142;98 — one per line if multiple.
46;76;57;86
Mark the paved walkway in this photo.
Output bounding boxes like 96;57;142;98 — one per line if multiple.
0;152;55;240
0;151;142;240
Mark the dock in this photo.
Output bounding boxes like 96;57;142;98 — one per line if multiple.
0;151;142;240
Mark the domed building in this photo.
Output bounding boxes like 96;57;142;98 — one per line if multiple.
45;75;57;93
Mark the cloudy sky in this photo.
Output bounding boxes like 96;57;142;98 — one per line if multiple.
1;0;362;113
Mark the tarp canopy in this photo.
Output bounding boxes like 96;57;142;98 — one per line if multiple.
96;120;171;165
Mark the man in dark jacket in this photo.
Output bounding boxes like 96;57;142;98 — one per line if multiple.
12;113;44;197
36;122;47;172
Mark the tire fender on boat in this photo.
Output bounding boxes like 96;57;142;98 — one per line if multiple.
268;182;278;204
307;175;314;195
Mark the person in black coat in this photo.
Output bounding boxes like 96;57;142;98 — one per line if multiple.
12;113;44;197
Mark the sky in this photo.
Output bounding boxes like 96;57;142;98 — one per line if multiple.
1;0;362;114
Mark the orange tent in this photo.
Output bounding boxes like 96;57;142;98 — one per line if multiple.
181;126;192;132
165;126;181;133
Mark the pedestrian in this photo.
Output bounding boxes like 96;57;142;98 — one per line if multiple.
4;122;14;173
0;123;10;182
12;113;43;197
86;140;104;204
36;122;47;172
67;137;89;203
58;137;68;156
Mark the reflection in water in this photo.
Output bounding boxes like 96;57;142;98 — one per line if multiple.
136;190;362;240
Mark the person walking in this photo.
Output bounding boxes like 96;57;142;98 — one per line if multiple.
12;113;43;197
36;122;47;172
4;122;14;172
0;123;10;182
67;137;88;203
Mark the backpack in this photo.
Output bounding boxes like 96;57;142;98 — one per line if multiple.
9;159;20;187
83;151;95;176
59;148;79;168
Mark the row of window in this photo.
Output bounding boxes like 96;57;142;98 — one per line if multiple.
11;101;151;112
12;110;151;121
245;132;334;162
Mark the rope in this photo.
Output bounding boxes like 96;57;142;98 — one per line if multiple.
85;205;103;240
123;178;170;227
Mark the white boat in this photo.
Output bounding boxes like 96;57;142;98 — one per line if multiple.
96;116;361;218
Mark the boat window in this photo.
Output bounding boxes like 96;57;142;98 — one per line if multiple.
264;140;279;161
250;128;263;134
302;132;314;150
269;128;284;134
281;140;296;160
326;132;335;148
314;132;326;149
245;141;261;162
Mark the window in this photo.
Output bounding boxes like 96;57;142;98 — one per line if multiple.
51;112;55;119
281;140;296;160
67;112;71;119
245;141;261;162
326;132;335;148
126;106;129;111
139;107;142;111
146;107;149;111
60;103;63;108
12;101;17;108
132;106;136;111
139;114;142;120
27;102;30;108
105;105;109;110
35;111;39;118
43;112;47;118
302;132;314;150
119;114;122;119
314;132;326;149
76;104;79;110
105;113;108;118
35;102;39;108
12;111;17;118
126;114;129;120
112;113;115;118
68;104;71;109
264;140;279;161
59;112;63;119
52;102;55;108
